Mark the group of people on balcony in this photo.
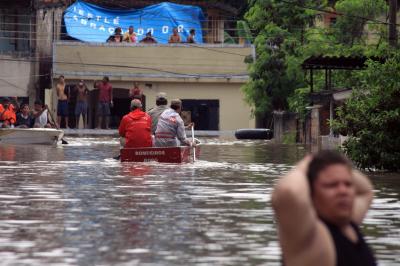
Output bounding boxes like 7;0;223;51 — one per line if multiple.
106;26;196;44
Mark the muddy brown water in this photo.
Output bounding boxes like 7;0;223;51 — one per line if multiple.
0;137;399;265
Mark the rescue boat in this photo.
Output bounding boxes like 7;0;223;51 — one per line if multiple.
120;146;200;163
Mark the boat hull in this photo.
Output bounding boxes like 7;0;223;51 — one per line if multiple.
120;146;199;163
0;128;64;145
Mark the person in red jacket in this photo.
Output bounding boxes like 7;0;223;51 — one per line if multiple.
0;97;17;128
119;99;152;148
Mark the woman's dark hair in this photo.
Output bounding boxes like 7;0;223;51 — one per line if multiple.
307;150;352;194
190;29;195;34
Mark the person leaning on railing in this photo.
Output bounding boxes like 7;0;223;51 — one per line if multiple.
139;31;157;44
186;29;196;43
123;25;137;43
107;27;123;43
168;28;181;43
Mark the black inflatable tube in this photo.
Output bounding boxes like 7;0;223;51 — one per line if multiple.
235;128;273;140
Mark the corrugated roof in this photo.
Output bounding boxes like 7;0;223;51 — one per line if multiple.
302;55;385;70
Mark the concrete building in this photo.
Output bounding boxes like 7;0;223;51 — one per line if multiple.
53;42;255;130
1;0;254;130
0;0;65;104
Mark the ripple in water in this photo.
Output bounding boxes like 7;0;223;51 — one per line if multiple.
0;137;398;265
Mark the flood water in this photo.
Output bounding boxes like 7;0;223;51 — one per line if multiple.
0;137;399;266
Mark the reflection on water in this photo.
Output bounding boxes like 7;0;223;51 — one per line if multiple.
0;137;399;265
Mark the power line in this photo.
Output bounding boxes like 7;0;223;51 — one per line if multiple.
280;0;398;27
0;57;248;78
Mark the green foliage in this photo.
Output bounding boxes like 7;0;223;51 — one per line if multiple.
242;0;319;115
243;0;397;170
288;87;310;121
333;0;387;45
224;31;236;44
333;54;400;171
236;20;253;44
282;131;297;144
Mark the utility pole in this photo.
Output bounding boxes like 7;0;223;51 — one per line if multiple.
389;0;397;47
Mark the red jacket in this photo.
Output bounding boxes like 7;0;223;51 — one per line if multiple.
0;104;16;125
119;109;152;148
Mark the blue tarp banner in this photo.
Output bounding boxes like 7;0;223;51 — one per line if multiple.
64;1;205;43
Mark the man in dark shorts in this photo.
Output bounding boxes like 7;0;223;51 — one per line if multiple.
95;76;113;129
75;80;89;128
272;150;376;266
56;75;69;128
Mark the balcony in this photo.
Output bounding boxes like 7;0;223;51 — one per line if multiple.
53;41;254;83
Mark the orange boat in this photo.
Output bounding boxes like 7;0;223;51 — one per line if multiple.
120;146;200;163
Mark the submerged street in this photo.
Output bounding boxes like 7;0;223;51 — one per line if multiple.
0;137;399;265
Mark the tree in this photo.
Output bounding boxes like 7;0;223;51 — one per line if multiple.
333;0;387;45
333;54;400;171
243;0;322;117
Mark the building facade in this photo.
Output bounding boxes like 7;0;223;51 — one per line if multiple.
1;0;254;130
53;42;255;130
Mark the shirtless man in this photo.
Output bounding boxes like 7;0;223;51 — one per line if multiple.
168;28;181;43
272;150;376;266
56;75;69;128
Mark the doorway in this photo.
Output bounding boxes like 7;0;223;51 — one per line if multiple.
88;88;146;129
181;99;219;130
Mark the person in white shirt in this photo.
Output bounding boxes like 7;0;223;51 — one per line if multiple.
154;99;194;147
32;100;52;128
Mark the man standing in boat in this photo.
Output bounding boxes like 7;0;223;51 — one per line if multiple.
56;75;69;128
154;99;193;147
147;92;168;134
272;150;376;266
118;99;152;148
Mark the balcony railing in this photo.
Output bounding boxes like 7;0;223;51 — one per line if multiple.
53;41;254;82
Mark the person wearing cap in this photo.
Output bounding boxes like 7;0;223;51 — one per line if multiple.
74;80;89;128
154;99;193;147
118;99;152;148
0;97;17;128
147;92;168;134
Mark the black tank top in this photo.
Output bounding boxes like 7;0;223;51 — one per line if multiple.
322;219;377;266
